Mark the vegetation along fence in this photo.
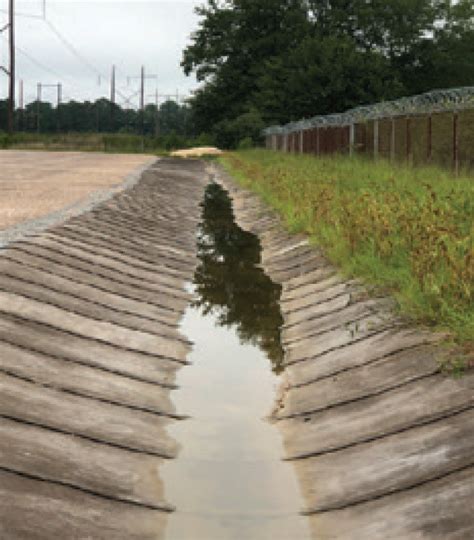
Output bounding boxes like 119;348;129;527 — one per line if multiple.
263;87;474;175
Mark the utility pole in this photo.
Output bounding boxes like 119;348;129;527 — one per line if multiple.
0;0;15;134
148;91;189;139
110;65;116;131
147;89;164;138
18;79;23;131
111;66;116;105
36;83;62;133
57;82;62;132
127;68;157;108
155;88;159;138
140;66;145;150
36;83;42;133
140;65;145;111
8;0;15;133
19;79;23;109
127;68;158;144
0;0;16;133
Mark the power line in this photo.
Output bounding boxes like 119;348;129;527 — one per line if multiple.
2;33;83;103
3;2;114;98
44;19;102;78
14;41;63;79
2;0;193;116
41;14;131;102
0;7;43;20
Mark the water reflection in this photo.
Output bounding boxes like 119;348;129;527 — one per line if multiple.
161;181;311;540
193;182;284;373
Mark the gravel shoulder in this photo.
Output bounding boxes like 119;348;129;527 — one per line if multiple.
0;150;156;247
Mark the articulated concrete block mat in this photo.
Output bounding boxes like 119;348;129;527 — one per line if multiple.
214;164;474;539
0;158;209;539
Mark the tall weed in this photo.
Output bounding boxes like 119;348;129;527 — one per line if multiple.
221;150;474;347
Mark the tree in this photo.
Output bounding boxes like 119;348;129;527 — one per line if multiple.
182;0;474;146
213;107;265;148
158;100;192;136
182;0;310;139
0;96;195;139
398;0;474;93
256;35;403;124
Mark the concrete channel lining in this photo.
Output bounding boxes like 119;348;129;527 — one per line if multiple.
213;162;474;540
0;153;472;539
0;158;209;540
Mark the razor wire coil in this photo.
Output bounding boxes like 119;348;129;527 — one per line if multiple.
263;86;474;136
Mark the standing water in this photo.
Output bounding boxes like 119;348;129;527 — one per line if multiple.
162;183;311;540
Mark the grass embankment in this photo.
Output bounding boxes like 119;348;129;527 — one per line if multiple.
0;132;202;154
221;149;474;367
0;132;160;153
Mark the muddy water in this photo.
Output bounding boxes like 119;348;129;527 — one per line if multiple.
162;183;311;540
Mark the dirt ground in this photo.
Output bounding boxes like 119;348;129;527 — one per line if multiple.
0;151;154;231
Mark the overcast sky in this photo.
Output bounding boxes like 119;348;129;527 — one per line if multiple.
0;0;202;107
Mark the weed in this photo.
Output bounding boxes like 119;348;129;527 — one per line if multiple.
221;149;474;350
0;131;204;155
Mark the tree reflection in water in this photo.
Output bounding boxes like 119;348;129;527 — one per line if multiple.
192;182;284;373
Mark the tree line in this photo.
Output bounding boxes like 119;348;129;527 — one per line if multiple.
182;0;474;148
0;97;194;138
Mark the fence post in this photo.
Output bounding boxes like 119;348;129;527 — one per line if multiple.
390;118;396;162
453;111;459;176
300;129;304;154
316;127;320;156
427;115;432;163
349;123;355;156
406;116;412;164
373;119;379;160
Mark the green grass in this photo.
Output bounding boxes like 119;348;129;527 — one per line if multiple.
0;132;201;154
221;149;474;366
0;132;162;154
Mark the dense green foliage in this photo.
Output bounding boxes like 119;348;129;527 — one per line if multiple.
183;0;474;148
222;150;474;353
0;98;197;139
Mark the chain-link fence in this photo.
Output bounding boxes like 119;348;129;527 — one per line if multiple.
263;87;474;174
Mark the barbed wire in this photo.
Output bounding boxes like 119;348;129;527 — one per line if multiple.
263;86;474;135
